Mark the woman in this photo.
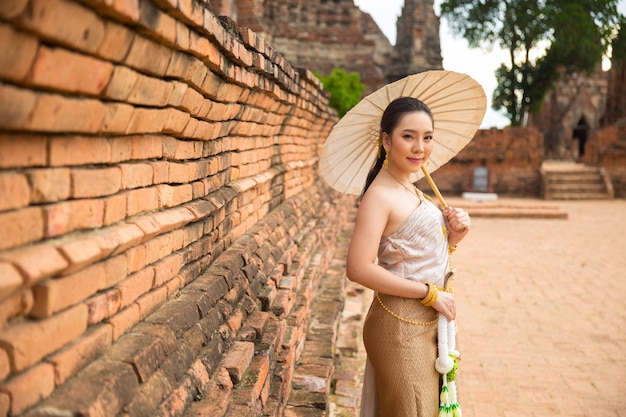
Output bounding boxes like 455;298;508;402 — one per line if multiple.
346;97;471;416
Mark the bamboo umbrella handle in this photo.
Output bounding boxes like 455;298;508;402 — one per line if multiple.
420;166;466;233
421;165;448;208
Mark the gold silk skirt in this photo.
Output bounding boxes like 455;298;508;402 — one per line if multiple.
362;292;440;417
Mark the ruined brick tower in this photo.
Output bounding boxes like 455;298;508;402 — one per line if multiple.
387;0;443;83
209;0;443;94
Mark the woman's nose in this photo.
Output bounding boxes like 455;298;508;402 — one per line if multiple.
412;139;424;153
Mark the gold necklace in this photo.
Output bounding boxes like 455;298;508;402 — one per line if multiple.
385;168;422;199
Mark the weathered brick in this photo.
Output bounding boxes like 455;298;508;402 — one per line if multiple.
130;134;163;159
185;368;232;417
141;231;174;266
128;216;161;241
0;262;23;301
158;375;194;417
24;360;138;417
101;255;128;287
151;207;195;234
17;0;105;53
157;184;193;207
58;236;107;273
292;363;331;393
0;303;88;372
106;303;141;341
28;168;71;203
103;193;128;225
182;324;207;356
0;289;33;331
0;173;30;211
27;93;105;133
101;102;134;133
105;223;145;255
221;341;254;384
0;84;37;129
85;288;121;325
31;262;105;318
1;362;55;415
0;22;38;81
127;73;174;106
105;333;167;382
131;237;158;270
117;268;154;308
44;199;104;237
0;207;44;251
47;324;112;385
126;187;159;216
163;107;191;134
179;87;204;114
152;253;183;287
28;46;113;94
71;166;122;198
125;107;167;134
105;65;138;101
1;244;68;285
174;20;190;49
162;136;202;160
120;369;172;417
125;35;171;76
0;134;46;169
135;285;168;320
49;135;111;166
120;162;153;189
107;137;130;163
232;355;270;406
145;298;200;336
97;20;134;61
138;0;176;43
188;358;211;394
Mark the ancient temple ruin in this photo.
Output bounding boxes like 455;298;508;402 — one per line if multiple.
209;0;443;94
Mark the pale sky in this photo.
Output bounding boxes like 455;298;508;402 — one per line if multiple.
354;0;626;129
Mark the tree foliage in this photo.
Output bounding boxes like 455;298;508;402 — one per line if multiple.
314;68;365;117
440;0;622;126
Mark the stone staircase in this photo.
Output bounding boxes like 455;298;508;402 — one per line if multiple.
540;161;614;200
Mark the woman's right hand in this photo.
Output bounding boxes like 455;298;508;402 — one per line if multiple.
433;290;455;321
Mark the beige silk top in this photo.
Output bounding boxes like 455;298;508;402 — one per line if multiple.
377;197;450;288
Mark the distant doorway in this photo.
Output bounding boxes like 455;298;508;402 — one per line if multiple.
573;117;589;159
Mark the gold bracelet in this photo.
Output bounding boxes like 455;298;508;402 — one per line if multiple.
448;244;457;255
419;283;438;307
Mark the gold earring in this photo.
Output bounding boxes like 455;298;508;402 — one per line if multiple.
383;150;388;168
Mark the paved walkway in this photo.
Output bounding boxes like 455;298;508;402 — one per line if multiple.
330;198;626;417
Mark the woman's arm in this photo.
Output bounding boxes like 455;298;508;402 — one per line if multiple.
346;186;429;299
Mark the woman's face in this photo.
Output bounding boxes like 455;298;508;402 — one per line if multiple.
383;110;434;173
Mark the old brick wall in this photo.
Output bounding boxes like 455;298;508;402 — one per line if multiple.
0;1;356;416
584;123;626;198
418;127;545;197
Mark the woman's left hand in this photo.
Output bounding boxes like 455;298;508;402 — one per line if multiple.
444;207;470;242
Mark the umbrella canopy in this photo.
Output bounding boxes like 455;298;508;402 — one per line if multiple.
320;70;487;195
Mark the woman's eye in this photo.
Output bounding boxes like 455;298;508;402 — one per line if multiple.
424;135;433;141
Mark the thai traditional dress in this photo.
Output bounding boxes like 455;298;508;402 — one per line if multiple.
360;196;451;417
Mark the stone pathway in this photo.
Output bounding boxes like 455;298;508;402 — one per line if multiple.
328;197;626;417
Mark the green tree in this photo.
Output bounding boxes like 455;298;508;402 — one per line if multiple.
314;68;365;117
440;0;622;126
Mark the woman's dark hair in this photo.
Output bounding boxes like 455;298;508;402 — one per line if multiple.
361;97;434;198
